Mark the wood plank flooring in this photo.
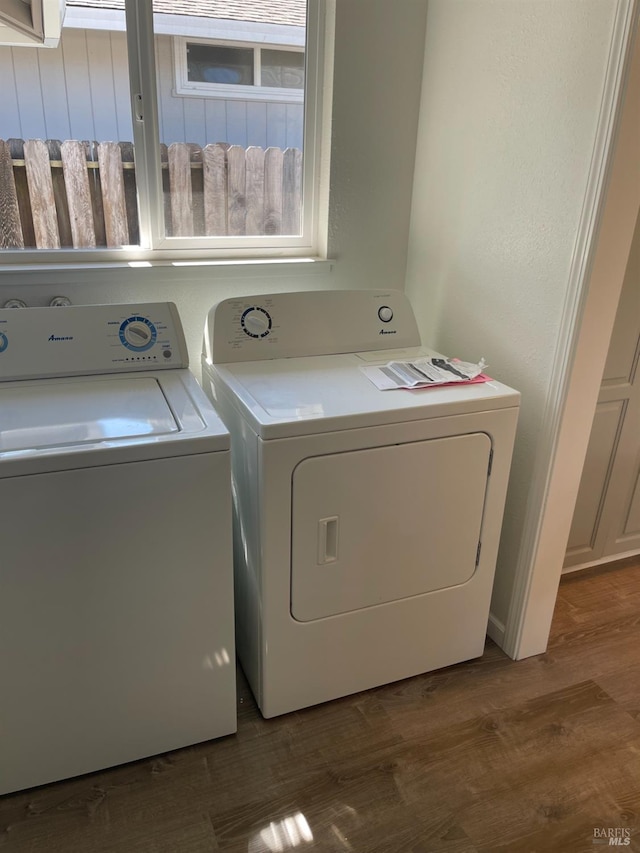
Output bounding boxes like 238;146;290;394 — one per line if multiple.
1;557;640;853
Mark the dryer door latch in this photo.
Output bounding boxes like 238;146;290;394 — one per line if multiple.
318;516;339;564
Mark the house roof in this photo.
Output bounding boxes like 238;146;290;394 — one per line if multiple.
65;0;306;28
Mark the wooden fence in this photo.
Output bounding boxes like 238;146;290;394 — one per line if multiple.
0;139;303;249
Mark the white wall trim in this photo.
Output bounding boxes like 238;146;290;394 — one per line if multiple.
487;613;506;647
561;547;640;575
500;0;640;659
0;258;334;290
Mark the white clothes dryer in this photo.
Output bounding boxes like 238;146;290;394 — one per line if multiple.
0;302;235;796
202;289;520;719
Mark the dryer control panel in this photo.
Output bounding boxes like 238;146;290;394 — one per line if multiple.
0;303;189;381
204;289;421;364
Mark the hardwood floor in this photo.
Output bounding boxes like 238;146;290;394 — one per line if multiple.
2;557;640;853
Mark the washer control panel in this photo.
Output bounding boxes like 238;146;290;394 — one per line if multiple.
204;289;421;364
0;302;188;382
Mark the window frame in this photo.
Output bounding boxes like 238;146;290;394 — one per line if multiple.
132;0;325;255
0;0;331;266
174;36;305;104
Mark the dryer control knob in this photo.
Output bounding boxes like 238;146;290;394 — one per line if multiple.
378;306;393;323
241;307;272;338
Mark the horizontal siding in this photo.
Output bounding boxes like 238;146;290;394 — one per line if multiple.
12;47;47;139
111;29;134;141
0;49;21;137
156;33;185;144
0;30;303;149
88;29;120;141
247;100;268;149
155;36;304;149
37;46;72;140
61;29;94;140
205;98;229;146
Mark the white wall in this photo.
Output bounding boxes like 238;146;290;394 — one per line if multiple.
405;0;619;635
0;0;429;374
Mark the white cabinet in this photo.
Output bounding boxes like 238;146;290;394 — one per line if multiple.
565;211;640;568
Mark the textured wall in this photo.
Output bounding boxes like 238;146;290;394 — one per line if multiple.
405;0;618;627
326;0;428;290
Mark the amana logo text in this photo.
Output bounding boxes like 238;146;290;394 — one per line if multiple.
48;334;74;342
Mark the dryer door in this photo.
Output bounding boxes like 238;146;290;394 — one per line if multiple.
290;432;491;622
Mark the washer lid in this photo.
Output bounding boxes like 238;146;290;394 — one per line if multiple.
0;377;178;452
0;370;229;480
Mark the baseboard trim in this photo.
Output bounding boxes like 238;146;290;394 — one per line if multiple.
562;546;640;574
487;612;506;648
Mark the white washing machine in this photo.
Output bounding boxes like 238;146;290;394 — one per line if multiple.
0;302;236;796
202;289;520;719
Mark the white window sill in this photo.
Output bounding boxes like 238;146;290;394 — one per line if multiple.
174;83;304;104
0;257;334;277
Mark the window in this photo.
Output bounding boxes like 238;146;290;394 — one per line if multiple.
188;43;255;86
0;0;329;262
176;40;305;101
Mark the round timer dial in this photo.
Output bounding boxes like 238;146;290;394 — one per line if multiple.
241;307;272;339
119;316;157;352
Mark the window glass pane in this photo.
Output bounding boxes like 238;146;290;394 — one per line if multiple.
0;4;136;250
261;49;304;89
156;0;306;239
187;44;253;85
0;0;313;256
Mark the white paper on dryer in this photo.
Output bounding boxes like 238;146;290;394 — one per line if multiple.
361;356;487;391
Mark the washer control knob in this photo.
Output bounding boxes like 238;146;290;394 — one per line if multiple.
378;305;393;323
3;299;27;309
119;316;157;352
241;307;272;338
50;296;72;307
124;322;152;347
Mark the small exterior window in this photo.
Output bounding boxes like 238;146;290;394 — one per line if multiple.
187;44;254;86
261;49;304;89
175;38;304;103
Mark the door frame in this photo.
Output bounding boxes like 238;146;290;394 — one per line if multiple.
502;0;640;659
